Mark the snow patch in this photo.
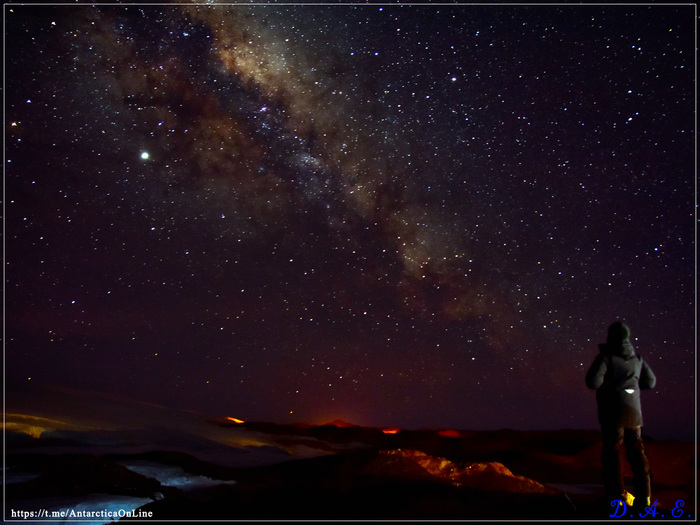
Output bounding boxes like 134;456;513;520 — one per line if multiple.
119;460;236;490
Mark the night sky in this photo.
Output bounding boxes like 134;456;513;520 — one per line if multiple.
5;3;695;440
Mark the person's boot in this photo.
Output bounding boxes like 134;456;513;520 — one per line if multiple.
632;495;655;517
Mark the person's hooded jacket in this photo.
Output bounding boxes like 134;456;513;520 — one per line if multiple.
586;322;656;428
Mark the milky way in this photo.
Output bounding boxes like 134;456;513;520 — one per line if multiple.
5;3;695;439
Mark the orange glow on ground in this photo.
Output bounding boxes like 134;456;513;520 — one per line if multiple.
438;429;461;438
225;416;245;424
382;428;401;434
4;413;74;438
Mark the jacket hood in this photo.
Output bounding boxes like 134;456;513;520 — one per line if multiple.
599;338;636;359
606;321;631;345
611;339;636;359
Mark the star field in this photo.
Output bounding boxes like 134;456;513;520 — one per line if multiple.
4;3;695;439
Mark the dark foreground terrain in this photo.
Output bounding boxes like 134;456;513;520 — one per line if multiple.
5;415;696;521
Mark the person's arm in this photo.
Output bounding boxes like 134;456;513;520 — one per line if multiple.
585;353;607;389
638;358;656;389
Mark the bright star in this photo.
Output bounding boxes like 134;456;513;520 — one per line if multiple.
140;151;150;160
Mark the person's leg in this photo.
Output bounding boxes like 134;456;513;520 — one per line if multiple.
601;425;625;501
625;426;651;506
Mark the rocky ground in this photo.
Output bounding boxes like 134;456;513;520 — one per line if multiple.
5;418;696;521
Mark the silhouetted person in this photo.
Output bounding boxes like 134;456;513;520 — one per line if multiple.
586;321;656;508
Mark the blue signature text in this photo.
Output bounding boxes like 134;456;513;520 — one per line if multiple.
610;499;690;519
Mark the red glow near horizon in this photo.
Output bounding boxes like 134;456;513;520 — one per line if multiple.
382;428;400;434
